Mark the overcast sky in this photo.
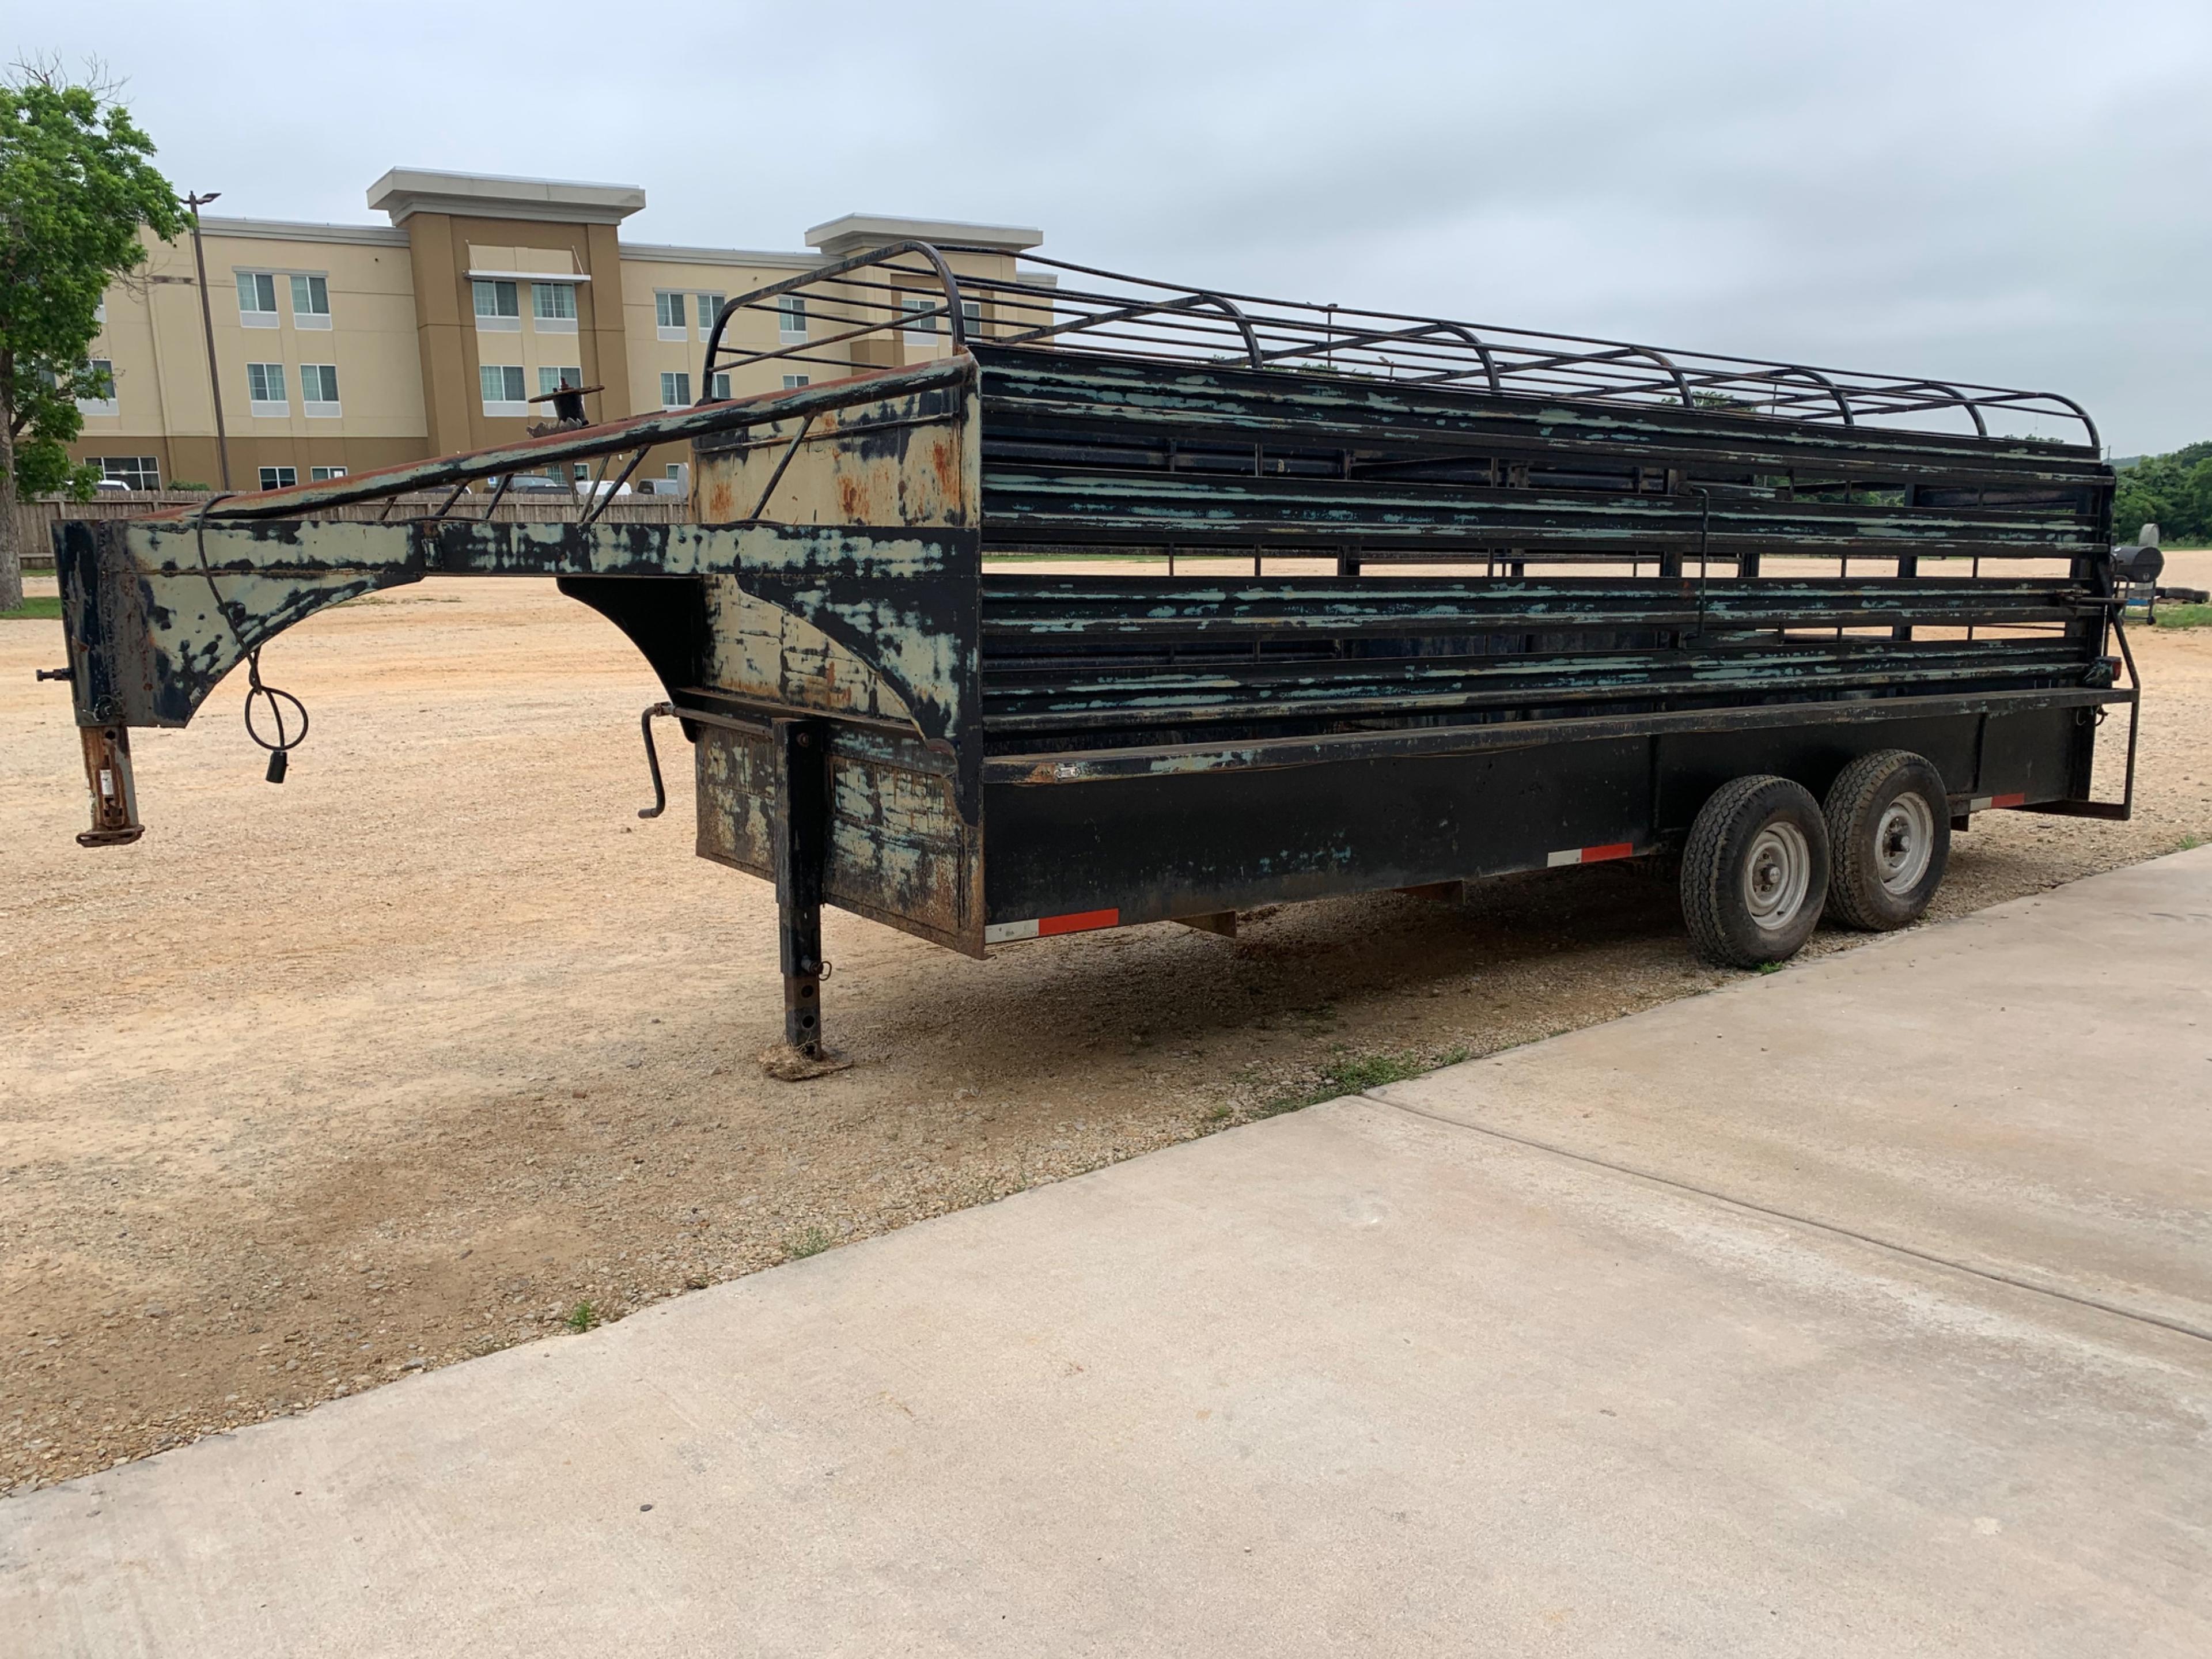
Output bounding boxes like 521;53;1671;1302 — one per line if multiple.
16;0;2209;454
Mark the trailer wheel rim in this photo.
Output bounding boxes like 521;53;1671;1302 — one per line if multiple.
1874;793;1935;896
1743;820;1812;933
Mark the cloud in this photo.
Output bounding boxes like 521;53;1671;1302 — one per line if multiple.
17;0;2210;450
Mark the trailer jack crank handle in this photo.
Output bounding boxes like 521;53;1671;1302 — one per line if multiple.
637;701;676;819
76;725;146;849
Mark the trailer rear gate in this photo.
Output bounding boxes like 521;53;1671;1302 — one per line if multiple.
48;243;2133;1067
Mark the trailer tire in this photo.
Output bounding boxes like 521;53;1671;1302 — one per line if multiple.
1823;749;1950;931
1680;775;1830;968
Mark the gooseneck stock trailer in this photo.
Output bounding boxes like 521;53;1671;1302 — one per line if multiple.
47;245;2136;1068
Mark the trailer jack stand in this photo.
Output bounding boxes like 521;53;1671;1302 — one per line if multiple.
758;718;853;1082
76;725;145;848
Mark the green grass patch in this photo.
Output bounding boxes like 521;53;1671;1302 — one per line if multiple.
563;1301;600;1333
785;1226;835;1260
1255;1045;1474;1119
2153;603;2212;629
1;594;62;622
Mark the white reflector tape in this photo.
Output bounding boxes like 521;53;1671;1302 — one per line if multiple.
1547;842;1633;868
984;908;1120;946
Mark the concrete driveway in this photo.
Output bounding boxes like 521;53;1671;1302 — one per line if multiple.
5;849;2209;1656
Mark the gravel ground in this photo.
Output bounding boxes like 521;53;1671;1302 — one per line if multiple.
4;560;2209;1495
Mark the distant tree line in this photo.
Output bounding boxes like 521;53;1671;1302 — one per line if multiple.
2113;441;2212;547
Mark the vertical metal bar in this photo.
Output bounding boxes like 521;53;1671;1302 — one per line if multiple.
1699;491;1712;637
1253;443;1263;580
1895;484;1918;642
772;718;831;1057
2111;614;2141;819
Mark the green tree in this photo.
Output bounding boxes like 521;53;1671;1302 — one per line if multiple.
0;65;183;611
2112;440;2212;548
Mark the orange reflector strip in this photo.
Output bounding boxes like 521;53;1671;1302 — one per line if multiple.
1037;907;1120;937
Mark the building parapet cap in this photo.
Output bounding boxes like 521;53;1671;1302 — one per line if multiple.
191;215;410;248
804;213;1042;259
619;243;825;272
368;167;646;226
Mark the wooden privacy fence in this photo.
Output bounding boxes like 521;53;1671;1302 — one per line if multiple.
13;491;691;569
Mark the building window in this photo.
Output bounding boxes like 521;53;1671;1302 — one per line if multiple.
300;363;341;416
778;294;806;340
532;282;577;328
782;373;810;389
78;358;120;416
237;271;279;327
537;366;583;397
708;372;732;400
660;371;691;409
479;362;527;415
962;298;983;339
901;296;939;343
310;465;347;481
97;456;160;491
258;465;299;491
656;291;686;341
247;361;288;415
472;279;520;331
290;274;331;328
665;464;685;482
695;293;725;338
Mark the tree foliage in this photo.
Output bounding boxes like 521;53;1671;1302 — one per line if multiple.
0;66;183;502
2113;440;2212;548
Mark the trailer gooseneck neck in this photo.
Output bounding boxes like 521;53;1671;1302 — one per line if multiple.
48;244;2132;1071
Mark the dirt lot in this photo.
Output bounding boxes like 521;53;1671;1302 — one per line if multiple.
5;560;2210;1495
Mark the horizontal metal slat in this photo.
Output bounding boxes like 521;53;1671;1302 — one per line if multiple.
982;643;2090;734
980;468;2097;558
974;351;2108;489
979;579;2084;639
987;686;2134;781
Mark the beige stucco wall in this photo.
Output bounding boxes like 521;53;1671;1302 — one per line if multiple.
77;222;427;487
69;189;1041;493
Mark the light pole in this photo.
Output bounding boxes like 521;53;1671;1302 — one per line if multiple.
184;191;230;490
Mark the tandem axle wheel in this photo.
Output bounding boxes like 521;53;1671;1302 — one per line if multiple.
1680;751;1952;969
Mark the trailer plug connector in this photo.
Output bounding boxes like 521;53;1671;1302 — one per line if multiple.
36;665;73;683
241;650;309;786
